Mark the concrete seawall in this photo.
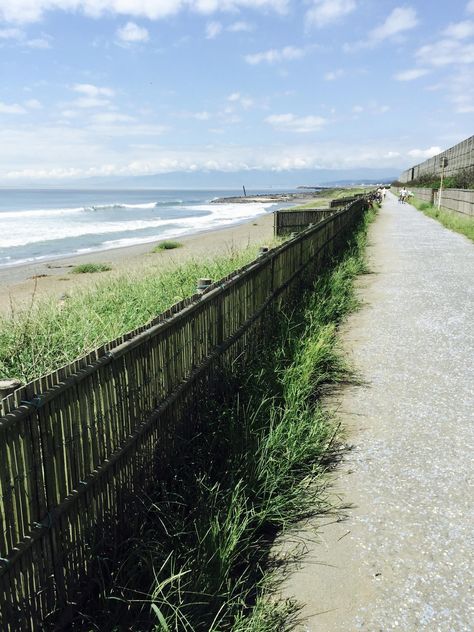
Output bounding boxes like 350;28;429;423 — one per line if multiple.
399;135;474;183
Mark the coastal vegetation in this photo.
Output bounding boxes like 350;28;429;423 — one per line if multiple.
67;205;376;631
71;262;112;274
392;166;474;190
153;240;183;251
285;187;368;210
411;199;474;242
0;244;266;382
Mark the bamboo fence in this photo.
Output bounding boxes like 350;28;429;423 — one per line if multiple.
273;208;334;235
0;198;368;630
329;194;364;208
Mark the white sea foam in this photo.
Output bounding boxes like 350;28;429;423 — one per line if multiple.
0;200;275;264
0;201;161;218
0;218;168;248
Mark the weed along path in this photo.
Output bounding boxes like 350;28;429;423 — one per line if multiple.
280;192;474;630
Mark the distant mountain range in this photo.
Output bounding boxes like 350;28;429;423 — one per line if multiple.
3;167;399;189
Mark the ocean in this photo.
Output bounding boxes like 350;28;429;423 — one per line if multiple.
0;188;286;268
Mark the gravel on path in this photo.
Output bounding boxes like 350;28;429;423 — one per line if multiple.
280;193;474;631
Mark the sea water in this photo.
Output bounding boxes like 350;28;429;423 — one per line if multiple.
0;188;284;268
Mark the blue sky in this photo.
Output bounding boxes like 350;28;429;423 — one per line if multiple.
0;0;473;184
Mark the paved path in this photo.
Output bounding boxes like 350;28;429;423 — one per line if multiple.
281;193;474;631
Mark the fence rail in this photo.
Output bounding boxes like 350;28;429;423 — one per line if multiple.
0;198;368;629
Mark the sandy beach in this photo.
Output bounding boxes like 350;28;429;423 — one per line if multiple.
0;211;278;316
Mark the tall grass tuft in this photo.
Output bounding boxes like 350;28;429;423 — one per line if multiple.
153;241;183;251
70;206;376;631
71;263;112;274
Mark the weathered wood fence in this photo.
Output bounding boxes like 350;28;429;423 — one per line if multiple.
0;198;368;630
329;194;365;208
274;208;333;236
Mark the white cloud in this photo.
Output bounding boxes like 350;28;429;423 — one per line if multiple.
446;67;474;113
25;98;43;109
369;6;418;42
91;112;136;124
227;92;254;109
0;125;408;183
0;28;23;39
73;84;115;98
416;39;474;66
0;1;289;24
206;21;222;39
265;113;327;133
228;21;253;32
116;21;149;43
25;37;51;48
70;84;115;109
306;0;356;29
61;109;80;119
207;19;253;37
443;20;474;39
408;147;441;159
324;69;344;80
0;101;26;114
352;102;390;114
245;45;305;65
394;68;429;81
0;28;51;48
347;6;418;51
188;0;289;14
74;97;111;108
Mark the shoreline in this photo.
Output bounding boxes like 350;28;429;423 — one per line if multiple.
0;191;324;315
211;191;327;204
0;212;278;315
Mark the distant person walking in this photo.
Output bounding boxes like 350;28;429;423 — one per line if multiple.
381;187;387;200
399;187;408;204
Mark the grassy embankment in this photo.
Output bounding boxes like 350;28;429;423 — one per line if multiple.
70;205;377;631
411;198;474;243
0;244;270;383
285;188;368;210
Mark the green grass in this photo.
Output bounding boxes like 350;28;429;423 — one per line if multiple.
71;263;112;274
285;187;369;211
411;197;474;242
153;240;183;251
0;245;264;383
71;206;377;632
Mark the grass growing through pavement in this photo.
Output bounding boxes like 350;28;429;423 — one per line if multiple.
153;240;183;251
412;198;474;242
0;245;262;383
73;206;376;632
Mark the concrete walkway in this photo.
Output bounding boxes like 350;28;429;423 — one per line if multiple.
281;193;474;631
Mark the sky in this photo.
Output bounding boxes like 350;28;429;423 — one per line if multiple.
0;0;473;185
